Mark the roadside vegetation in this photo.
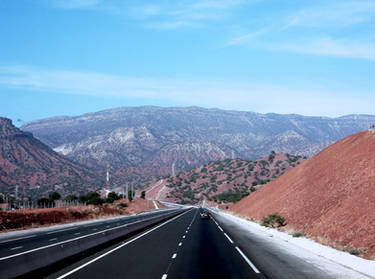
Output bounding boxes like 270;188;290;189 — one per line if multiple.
261;213;286;228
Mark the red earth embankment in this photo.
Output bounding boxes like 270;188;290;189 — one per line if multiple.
0;198;161;232
231;130;375;259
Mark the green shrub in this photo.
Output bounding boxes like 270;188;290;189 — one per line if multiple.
261;213;285;228
116;203;128;209
292;231;305;237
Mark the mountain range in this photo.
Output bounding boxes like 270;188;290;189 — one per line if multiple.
22;106;375;185
0;117;102;196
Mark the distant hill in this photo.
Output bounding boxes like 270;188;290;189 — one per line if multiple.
230;130;375;259
143;152;305;204
22;106;375;185
0;117;103;195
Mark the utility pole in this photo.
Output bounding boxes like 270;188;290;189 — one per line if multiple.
172;162;175;177
106;163;110;191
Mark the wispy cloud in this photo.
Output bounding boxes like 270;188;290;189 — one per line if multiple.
229;34;375;61
277;37;375;61
285;0;375;28
228;1;375;61
45;0;250;29
0;65;373;117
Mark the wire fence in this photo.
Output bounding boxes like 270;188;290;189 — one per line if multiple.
0;200;87;211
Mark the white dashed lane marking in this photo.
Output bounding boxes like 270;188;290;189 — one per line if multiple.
224;233;234;244
235;247;260;273
172;253;177;259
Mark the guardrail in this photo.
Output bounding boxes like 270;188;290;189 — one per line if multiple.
0;209;186;279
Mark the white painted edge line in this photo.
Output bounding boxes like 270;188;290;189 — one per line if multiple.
224;233;234;244
172;253;177;259
56;209;192;279
218;226;223;232
0;235;36;244
0;211;182;261
235;247;260;274
162;274;168;279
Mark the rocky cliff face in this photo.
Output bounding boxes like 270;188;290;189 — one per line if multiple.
22;106;375;184
0;117;102;192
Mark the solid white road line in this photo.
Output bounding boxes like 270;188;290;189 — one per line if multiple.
235;247;260;274
224;233;234;244
172;253;177;259
10;246;23;250
0;235;36;244
56;209;192;279
218;226;223;232
161;274;168;279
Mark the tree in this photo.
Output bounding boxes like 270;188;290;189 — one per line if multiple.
106;192;121;203
79;192;104;205
49;192;61;201
128;190;133;202
141;191;146;199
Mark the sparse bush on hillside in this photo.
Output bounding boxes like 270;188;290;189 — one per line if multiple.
292;231;305;237
342;247;361;255
201;167;207;173
116;202;128;209
213;190;249;203
268;152;275;163
261;213;285;228
210;175;217;182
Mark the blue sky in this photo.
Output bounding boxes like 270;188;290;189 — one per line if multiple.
1;0;375;124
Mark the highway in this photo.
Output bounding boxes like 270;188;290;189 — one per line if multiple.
0;208;180;259
47;208;264;279
1;207;338;278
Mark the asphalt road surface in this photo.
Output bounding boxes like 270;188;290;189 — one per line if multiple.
0;208;179;259
48;208;265;279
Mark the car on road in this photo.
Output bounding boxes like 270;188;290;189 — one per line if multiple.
200;211;210;219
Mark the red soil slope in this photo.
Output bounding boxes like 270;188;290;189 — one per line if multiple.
231;130;375;259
